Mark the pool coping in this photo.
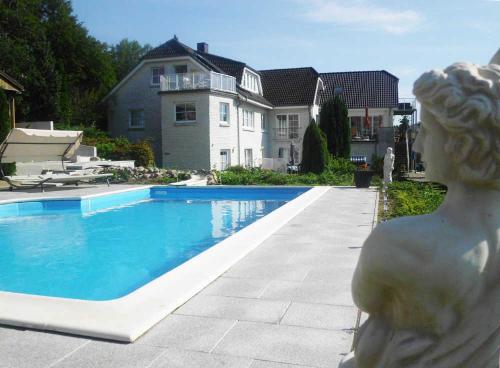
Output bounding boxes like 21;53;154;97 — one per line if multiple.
0;185;330;342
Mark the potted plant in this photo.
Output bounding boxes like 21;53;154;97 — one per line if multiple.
354;163;374;188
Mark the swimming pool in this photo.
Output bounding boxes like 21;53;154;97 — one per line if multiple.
0;187;307;300
0;186;328;341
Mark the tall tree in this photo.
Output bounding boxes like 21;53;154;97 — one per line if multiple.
301;119;328;174
319;96;351;159
111;39;152;81
0;0;116;127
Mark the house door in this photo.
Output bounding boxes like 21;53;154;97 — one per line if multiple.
220;150;230;170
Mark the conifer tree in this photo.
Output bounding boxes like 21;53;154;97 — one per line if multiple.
301;119;328;173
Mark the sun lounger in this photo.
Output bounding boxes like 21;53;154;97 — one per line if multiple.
3;173;113;192
0;128;114;191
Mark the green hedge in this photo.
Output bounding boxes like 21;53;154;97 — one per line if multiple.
384;181;446;219
219;163;355;186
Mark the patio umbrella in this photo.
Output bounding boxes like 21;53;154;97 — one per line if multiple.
289;142;295;165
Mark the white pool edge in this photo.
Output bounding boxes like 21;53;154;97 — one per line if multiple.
0;185;330;342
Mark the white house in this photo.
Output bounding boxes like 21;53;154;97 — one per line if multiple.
104;37;399;170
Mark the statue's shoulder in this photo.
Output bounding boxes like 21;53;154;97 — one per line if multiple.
362;214;440;262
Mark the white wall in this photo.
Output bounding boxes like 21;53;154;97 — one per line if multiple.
208;94;239;170
160;91;211;169
107;58;205;165
237;102;270;168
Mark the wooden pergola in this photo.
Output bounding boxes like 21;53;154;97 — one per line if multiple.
0;70;24;128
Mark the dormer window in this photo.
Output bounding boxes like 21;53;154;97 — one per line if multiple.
242;70;260;94
151;66;164;85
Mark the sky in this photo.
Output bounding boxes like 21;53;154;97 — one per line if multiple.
72;0;499;102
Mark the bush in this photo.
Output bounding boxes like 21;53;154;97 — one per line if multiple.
301;119;328;174
370;154;384;177
384;181;446;220
219;167;354;186
326;157;356;174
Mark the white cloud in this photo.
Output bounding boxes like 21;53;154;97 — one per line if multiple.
301;0;424;34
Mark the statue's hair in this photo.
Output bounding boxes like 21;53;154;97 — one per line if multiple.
413;62;500;188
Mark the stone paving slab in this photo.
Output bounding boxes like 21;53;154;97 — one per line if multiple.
212;321;351;368
0;186;378;367
174;295;290;324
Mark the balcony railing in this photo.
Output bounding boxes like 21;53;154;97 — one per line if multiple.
273;127;300;140
160;71;236;94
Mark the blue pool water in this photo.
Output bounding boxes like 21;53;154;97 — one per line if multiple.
0;187;308;300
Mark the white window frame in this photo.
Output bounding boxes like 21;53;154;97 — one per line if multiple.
242;109;255;130
220;149;231;170
128;109;145;129
276;114;300;139
219;102;230;125
242;69;261;94
175;102;197;123
244;148;253;168
151;66;164;86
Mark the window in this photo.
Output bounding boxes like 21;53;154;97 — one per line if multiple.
151;66;164;85
350;116;373;139
277;115;287;136
220;150;231;170
242;71;259;93
175;103;196;122
244;149;253;168
278;147;288;159
219;103;229;123
174;65;188;74
242;109;254;129
129;109;144;128
261;114;268;131
276;114;299;139
288;114;299;139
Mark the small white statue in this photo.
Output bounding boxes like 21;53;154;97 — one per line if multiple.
383;147;395;184
341;51;500;367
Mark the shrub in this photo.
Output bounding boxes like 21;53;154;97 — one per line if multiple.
301;119;328;174
384;181;446;220
81;131;155;167
219;167;354;186
319;96;351;159
326;157;356;174
370;154;384;177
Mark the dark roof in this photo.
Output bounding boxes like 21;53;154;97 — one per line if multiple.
142;38;225;74
259;68;320;106
144;38;260;85
195;52;247;83
319;71;398;108
0;70;24;92
237;86;273;107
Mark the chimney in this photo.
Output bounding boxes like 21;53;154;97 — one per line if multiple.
197;42;209;54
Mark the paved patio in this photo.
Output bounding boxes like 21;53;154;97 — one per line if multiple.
0;185;378;368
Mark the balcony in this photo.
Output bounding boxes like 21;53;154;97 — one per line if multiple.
160;72;236;94
273;127;300;141
394;98;417;115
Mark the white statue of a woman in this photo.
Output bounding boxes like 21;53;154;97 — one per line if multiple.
341;52;500;367
383;147;395;184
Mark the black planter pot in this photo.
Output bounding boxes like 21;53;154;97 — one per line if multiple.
354;170;374;188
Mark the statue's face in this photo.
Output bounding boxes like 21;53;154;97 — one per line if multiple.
413;108;452;184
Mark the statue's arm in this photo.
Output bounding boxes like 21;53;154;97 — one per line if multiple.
352;222;418;317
